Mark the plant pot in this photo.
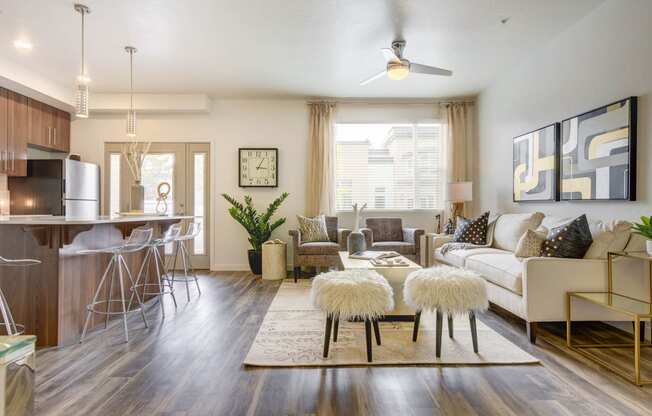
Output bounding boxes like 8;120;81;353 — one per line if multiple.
647;240;652;257
248;249;263;275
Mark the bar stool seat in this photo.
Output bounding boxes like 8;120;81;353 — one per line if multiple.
0;257;41;336
79;228;153;343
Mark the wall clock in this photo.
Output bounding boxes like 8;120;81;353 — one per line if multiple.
238;148;278;187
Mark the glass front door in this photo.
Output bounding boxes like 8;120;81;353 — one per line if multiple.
104;142;210;268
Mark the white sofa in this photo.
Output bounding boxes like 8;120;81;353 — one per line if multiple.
423;213;645;343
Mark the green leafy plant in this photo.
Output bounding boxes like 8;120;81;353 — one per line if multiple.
221;192;289;252
632;216;652;240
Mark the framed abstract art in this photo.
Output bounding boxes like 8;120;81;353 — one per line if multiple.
513;123;560;202
560;97;637;201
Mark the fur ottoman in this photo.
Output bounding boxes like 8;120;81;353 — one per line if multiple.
403;265;488;357
311;269;394;362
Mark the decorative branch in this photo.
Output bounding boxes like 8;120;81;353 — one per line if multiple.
122;141;151;182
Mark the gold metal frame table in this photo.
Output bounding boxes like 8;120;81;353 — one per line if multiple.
566;251;652;386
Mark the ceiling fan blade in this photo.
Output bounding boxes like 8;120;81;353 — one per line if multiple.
381;48;400;63
360;70;387;86
410;63;453;76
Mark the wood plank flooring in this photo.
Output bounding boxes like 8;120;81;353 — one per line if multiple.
35;271;652;416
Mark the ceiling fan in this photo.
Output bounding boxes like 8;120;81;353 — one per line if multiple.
360;40;452;86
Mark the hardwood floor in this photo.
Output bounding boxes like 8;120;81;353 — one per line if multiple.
35;271;652;416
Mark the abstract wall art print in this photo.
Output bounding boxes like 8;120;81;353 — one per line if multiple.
560;97;637;201
513;123;560;202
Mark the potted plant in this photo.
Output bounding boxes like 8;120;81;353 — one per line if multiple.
632;216;652;256
222;192;289;274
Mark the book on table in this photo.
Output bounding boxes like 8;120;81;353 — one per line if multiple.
348;251;401;260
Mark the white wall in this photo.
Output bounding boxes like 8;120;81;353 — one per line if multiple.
477;0;652;222
72;99;309;271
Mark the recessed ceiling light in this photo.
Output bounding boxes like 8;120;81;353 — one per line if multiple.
13;39;33;50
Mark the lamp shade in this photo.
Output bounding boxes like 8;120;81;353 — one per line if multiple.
446;181;473;202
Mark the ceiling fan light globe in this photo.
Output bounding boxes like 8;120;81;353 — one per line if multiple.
387;63;409;80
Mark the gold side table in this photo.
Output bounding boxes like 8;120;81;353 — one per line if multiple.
566;251;652;386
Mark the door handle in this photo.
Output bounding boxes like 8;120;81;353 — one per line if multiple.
11;152;15;172
54;127;57;145
47;127;51;145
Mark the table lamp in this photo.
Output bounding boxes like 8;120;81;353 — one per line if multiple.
446;181;472;231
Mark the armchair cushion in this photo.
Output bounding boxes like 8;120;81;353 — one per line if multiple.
365;218;403;242
297;241;341;255
297;215;330;242
370;241;415;256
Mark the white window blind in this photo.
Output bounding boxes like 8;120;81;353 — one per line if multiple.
335;123;443;211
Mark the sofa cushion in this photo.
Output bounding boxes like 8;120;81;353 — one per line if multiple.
514;229;547;258
492;212;544;252
366;218;403;242
465;253;523;295
435;247;511;268
371;241;415;255
298;241;340;255
584;220;631;259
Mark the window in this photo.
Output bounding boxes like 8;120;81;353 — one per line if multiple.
335;123;443;211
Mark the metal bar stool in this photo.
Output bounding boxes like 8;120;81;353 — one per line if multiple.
170;222;202;302
128;223;181;316
80;228;153;343
0;257;41;335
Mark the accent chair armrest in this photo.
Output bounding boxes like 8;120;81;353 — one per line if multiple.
337;228;351;250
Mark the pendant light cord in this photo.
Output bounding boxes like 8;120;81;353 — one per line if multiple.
80;9;85;78
130;49;134;111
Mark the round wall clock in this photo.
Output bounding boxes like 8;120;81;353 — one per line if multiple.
238;148;278;187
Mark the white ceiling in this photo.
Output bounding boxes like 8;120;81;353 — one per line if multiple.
0;0;603;98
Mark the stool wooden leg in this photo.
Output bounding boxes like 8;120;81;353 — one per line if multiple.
412;310;422;342
435;310;443;358
333;316;339;343
365;319;373;362
448;314;454;338
469;311;478;353
323;315;333;358
372;319;381;346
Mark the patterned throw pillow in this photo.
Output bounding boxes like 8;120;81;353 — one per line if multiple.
453;212;490;245
514;229;547;258
541;214;593;259
297;215;330;243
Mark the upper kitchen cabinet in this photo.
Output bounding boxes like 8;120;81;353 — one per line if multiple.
0;88;28;177
27;98;70;153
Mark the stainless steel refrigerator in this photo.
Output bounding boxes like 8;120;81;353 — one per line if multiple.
8;159;100;217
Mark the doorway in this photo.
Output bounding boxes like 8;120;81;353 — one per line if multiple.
104;142;210;268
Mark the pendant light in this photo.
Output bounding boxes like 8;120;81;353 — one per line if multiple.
74;4;90;118
125;46;137;137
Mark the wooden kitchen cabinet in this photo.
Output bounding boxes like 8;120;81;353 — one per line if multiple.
0;88;28;177
0;89;6;174
27;98;70;153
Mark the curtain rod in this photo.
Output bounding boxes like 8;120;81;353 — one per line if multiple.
306;98;475;106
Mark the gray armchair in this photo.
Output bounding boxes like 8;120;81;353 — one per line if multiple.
289;216;349;282
361;218;424;264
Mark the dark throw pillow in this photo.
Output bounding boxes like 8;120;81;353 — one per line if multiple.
453;212;490;245
541;214;593;259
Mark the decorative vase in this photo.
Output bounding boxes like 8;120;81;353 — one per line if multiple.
347;231;366;254
130;180;145;213
647;240;652;257
248;249;263;275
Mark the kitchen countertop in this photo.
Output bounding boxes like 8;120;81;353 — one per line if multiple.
0;214;193;225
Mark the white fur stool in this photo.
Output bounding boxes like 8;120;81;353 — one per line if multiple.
404;265;488;357
311;269;394;362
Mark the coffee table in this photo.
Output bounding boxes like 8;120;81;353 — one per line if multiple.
338;251;421;321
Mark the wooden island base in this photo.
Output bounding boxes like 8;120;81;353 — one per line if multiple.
0;216;186;346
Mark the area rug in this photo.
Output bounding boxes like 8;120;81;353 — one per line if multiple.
244;280;539;367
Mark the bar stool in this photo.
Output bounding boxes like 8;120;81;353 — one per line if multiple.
128;223;182;316
0;257;41;335
170;222;202;302
80;228;153;343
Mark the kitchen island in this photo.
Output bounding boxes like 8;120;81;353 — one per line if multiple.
0;215;190;346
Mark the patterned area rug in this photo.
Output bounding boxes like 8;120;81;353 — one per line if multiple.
244;280;539;367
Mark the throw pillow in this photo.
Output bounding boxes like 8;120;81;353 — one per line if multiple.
453;212;490;245
584;220;632;259
514;229;547;258
492;212;545;252
541;214;593;259
297;215;330;243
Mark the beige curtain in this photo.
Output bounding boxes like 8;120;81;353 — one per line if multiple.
442;101;475;217
306;102;336;216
